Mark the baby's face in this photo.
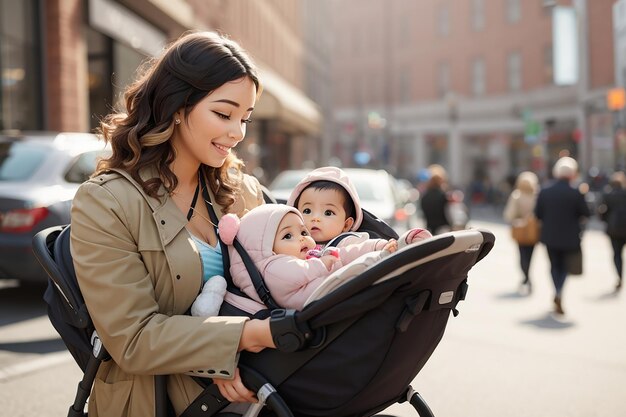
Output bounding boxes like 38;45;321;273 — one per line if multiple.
273;212;317;259
297;188;354;243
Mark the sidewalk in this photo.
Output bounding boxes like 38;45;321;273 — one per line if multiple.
387;217;626;417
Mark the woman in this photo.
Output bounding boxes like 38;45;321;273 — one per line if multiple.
70;31;275;417
598;171;626;291
503;171;540;294
535;157;590;315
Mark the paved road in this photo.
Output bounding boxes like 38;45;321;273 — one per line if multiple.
1;217;625;417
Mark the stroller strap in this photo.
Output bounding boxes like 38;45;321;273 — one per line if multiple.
198;174;239;297
233;238;280;310
199;174;279;310
180;383;227;417
325;232;360;248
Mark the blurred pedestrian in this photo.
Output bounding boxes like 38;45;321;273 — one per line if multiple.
447;189;469;231
535;157;590;315
420;164;450;234
597;171;626;291
503;171;540;295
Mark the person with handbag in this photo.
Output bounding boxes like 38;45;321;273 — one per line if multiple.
597;171;626;292
503;171;540;295
534;157;590;315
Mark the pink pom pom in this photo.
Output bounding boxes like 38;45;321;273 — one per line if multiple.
218;213;240;245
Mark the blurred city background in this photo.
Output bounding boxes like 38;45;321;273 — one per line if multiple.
2;2;626;416
2;0;625;195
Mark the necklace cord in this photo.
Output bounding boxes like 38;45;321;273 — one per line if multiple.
186;175;201;221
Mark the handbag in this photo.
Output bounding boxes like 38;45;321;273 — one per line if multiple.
510;215;540;245
566;247;583;275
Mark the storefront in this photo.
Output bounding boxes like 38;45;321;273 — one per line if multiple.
86;0;167;130
0;0;42;131
249;67;321;182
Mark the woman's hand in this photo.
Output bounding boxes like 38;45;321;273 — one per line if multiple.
213;368;257;403
239;318;275;353
213;320;275;402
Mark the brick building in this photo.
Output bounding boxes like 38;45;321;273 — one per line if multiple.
0;0;321;183
331;0;619;190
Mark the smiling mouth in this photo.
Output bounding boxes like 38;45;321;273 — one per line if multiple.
213;143;231;153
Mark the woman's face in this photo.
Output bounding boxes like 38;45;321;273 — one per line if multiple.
171;76;257;168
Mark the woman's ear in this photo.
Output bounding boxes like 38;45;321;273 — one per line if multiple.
343;217;355;232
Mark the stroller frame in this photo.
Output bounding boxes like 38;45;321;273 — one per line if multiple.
33;222;494;417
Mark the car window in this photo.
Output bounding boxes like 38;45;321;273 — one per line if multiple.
0;141;48;181
350;175;391;202
64;150;108;183
270;172;306;190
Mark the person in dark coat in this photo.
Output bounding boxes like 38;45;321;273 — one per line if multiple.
535;157;590;315
420;164;451;234
598;171;626;291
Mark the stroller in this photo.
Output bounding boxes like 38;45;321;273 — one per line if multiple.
33;216;494;417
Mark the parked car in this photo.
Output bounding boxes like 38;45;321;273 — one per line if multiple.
267;169;308;203
268;168;407;230
394;177;420;229
343;168;406;230
0;132;111;284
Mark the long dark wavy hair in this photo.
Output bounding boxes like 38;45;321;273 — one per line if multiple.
96;31;261;213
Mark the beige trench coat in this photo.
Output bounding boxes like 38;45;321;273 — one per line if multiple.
70;167;264;417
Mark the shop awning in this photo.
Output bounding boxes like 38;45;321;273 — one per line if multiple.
254;67;321;135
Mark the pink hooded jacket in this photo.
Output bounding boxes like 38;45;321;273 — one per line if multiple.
286;166;389;264
221;204;343;313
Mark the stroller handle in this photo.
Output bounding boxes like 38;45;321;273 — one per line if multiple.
269;309;310;352
239;365;294;417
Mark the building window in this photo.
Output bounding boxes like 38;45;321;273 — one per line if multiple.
398;14;410;45
353;31;360;54
87;28;113;131
438;62;450;98
0;0;42;130
506;0;521;23
352;74;362;105
472;0;485;31
438;6;450;36
472;58;486;97
541;0;557;16
87;27;147;131
398;71;410;104
507;51;522;91
543;44;554;85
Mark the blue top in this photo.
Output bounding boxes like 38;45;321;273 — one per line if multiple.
191;235;224;282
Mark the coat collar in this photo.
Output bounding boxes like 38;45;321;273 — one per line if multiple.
110;166;232;244
109;167;187;246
